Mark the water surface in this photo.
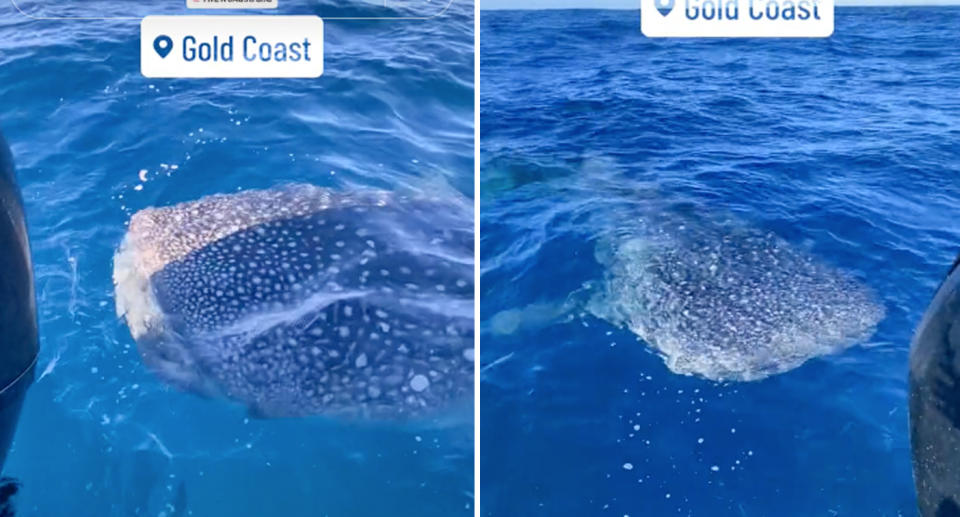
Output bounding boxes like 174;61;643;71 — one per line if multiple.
481;8;960;516
0;1;474;515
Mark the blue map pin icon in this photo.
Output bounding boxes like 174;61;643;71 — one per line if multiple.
654;0;675;16
153;35;173;58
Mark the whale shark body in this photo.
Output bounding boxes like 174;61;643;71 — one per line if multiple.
114;185;474;419
587;217;885;382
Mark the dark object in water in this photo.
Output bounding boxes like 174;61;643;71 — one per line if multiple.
910;253;960;516
0;131;38;472
114;186;474;419
0;477;20;517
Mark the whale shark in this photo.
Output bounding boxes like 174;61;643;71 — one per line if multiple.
113;184;474;419
586;217;885;381
490;209;884;382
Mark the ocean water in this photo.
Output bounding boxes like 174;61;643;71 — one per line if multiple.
480;8;960;517
0;1;474;515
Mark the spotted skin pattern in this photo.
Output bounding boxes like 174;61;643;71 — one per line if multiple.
589;219;885;382
114;185;473;419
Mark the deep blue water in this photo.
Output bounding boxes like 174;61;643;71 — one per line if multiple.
480;8;960;516
0;1;473;515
